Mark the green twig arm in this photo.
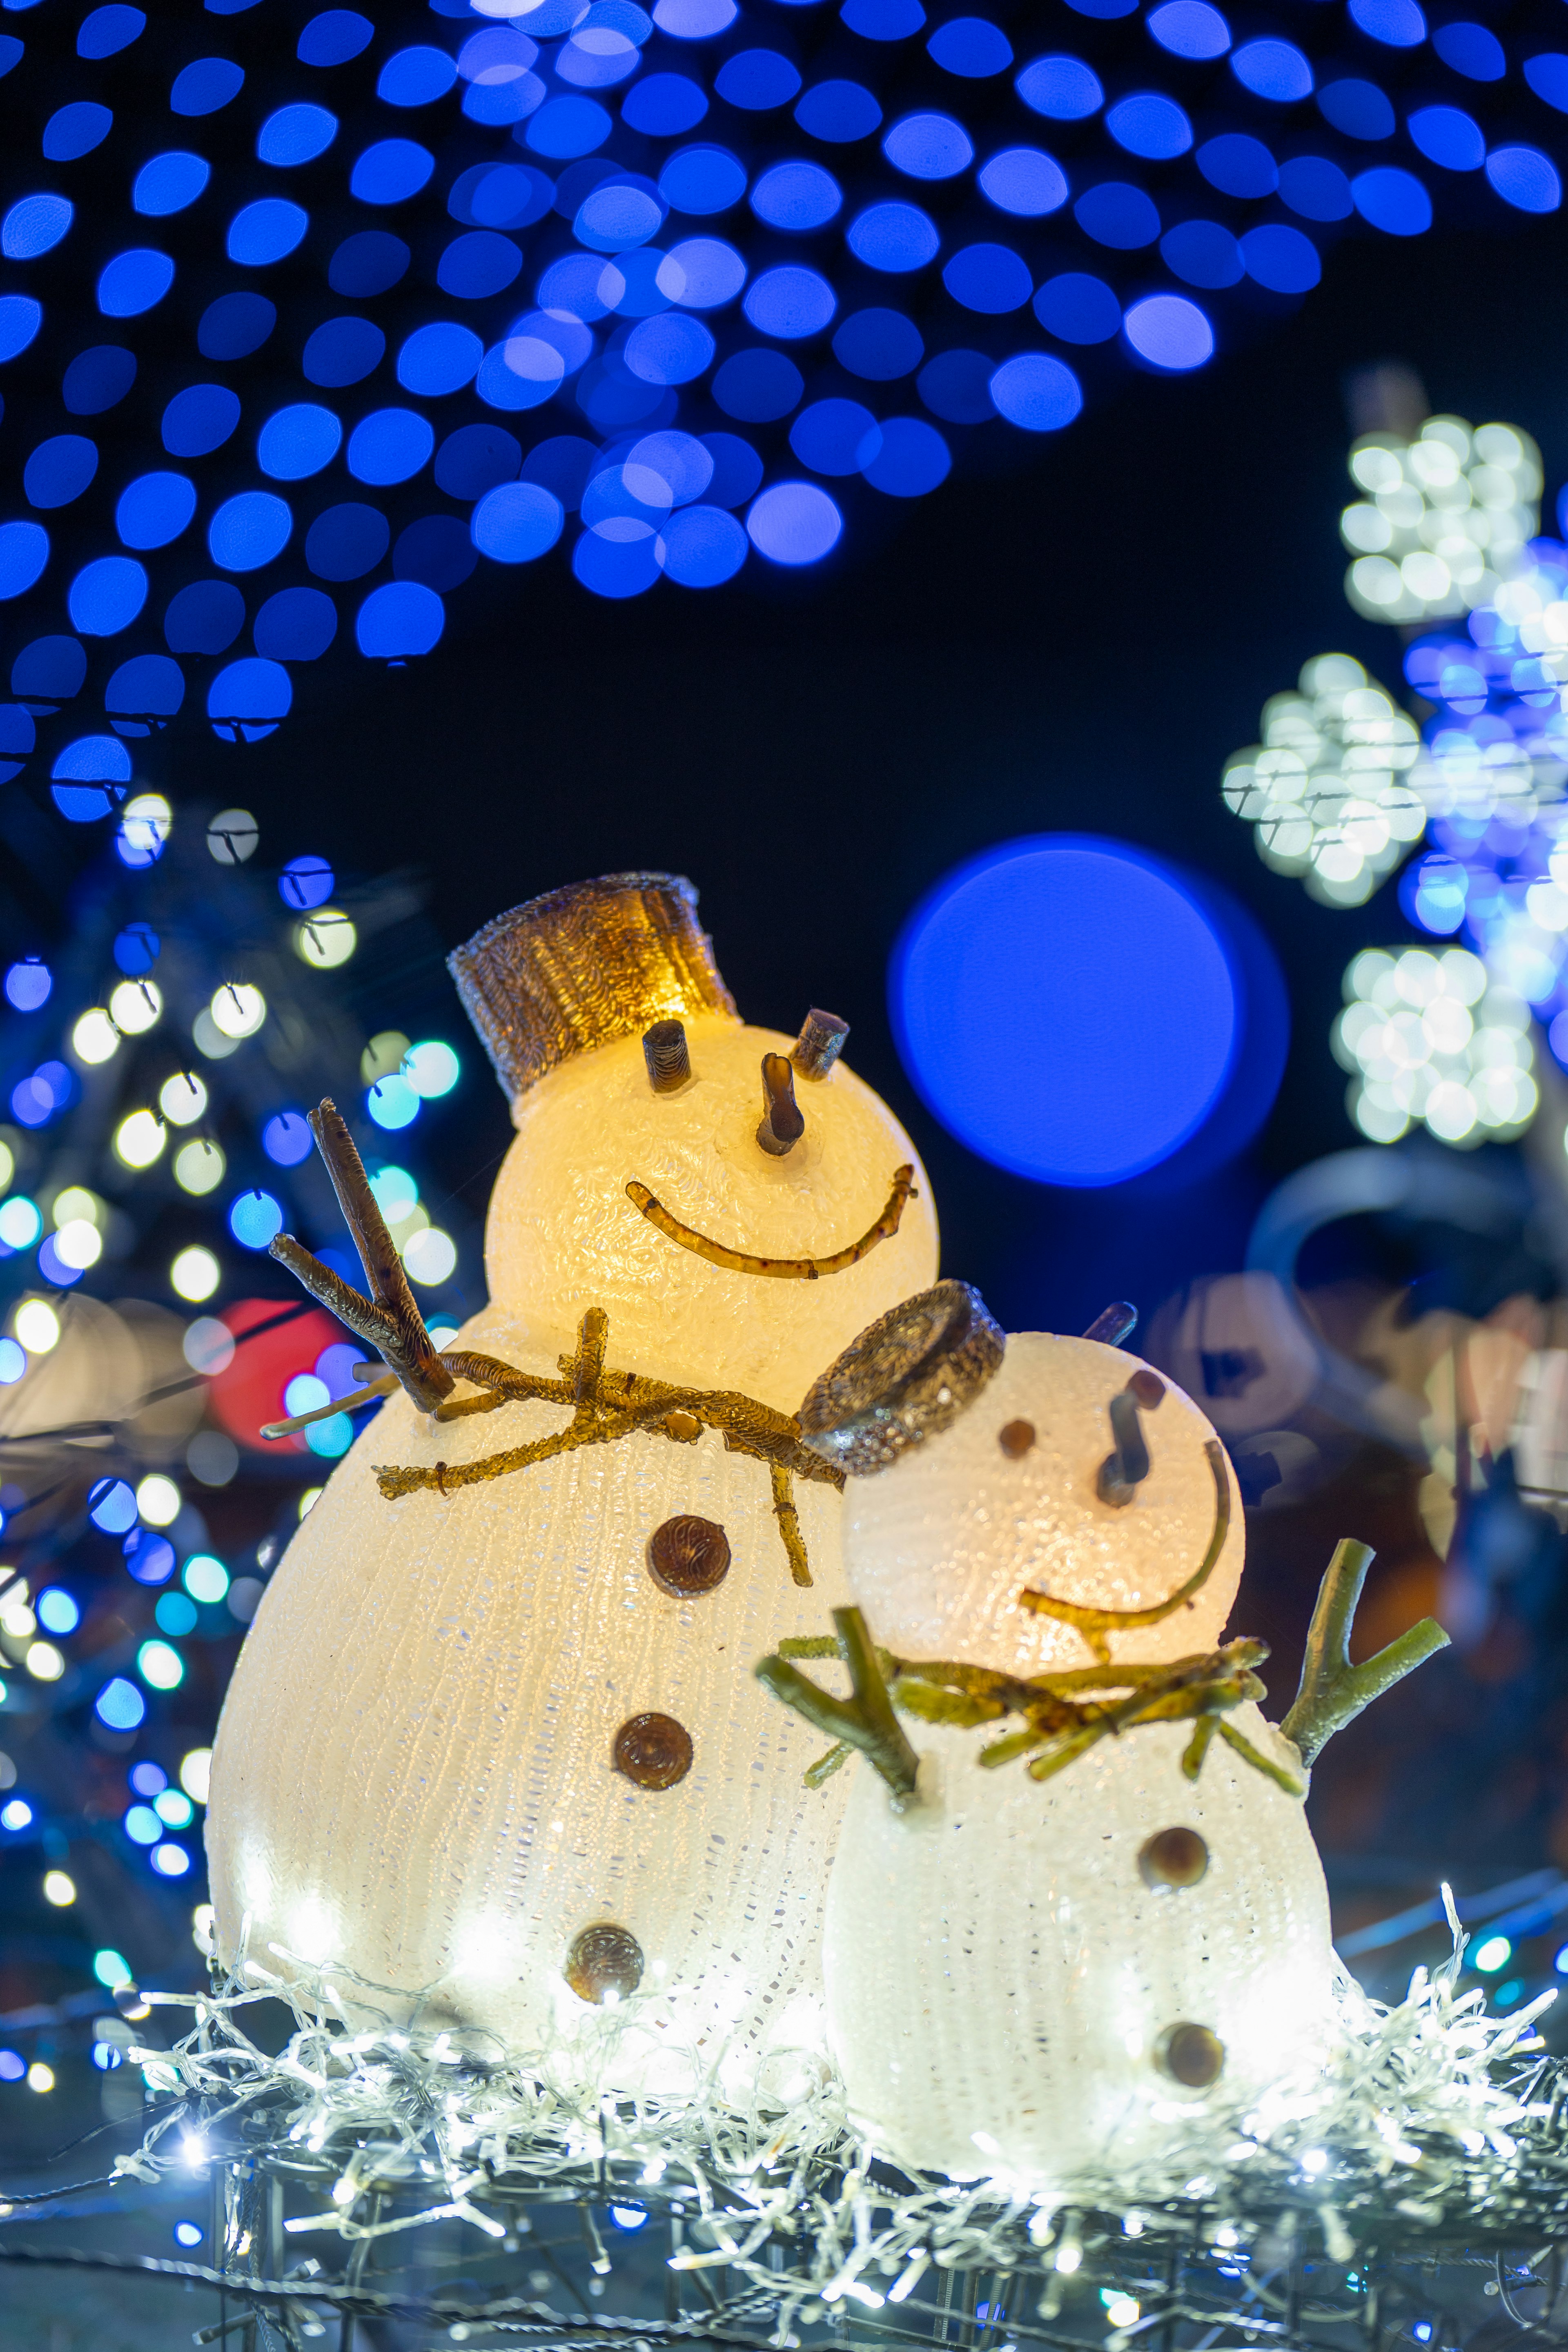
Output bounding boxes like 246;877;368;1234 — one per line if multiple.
756;1606;921;1800
1279;1537;1450;1767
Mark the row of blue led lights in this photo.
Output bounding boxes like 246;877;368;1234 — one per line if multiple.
0;0;1559;660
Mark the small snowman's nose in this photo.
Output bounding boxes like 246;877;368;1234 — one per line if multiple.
756;1052;806;1156
1096;1370;1165;1505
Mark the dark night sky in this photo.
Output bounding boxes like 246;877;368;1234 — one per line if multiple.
19;189;1568;1339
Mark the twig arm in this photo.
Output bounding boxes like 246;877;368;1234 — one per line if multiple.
267;1100;454;1415
755;1606;921;1800
1279;1537;1450;1766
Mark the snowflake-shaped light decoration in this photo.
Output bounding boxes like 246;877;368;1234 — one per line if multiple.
1341;416;1542;626
1332;944;1537;1147
1221;654;1430;906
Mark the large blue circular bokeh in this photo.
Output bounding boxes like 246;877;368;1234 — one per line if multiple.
891;835;1250;1186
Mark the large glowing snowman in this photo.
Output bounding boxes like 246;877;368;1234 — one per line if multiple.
765;1285;1443;2184
206;874;938;2095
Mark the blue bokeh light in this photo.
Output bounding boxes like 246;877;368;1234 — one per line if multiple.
209;490;292;571
1015;53;1102;118
746;480;842;563
4;195;73;259
98;249;175;318
96;1676;146;1731
44;103;112;162
891;837;1242;1185
1124;292;1214;368
1197;132;1277;196
208;655;292;740
883;112;974;178
161;383;237;456
255;586;337;659
1107;93;1192;159
347;408;435;484
795;79;882;140
928;16;1012;76
62;346;135;415
0;522;50;600
1352;163;1432;230
1318;78;1394;140
1074;181;1160;247
257;102;338;167
1231;38;1312;101
68;556;147;635
305;502;389;579
989;350;1083;426
116;472;196;550
300;11;372;67
198;292;275;359
1438;22;1502;77
978;147;1067;216
165;579;245;653
25;436;98;509
133;153;211;216
229;1190;284;1248
171;58;245;115
1148;2;1229;60
718;49;799;107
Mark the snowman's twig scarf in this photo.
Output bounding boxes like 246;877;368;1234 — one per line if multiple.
760;1609;1302;1800
261;1099;841;1586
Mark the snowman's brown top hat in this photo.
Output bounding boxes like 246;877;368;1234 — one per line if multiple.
450;872;739;1103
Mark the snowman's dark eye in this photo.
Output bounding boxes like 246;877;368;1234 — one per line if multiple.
792;1007;849;1081
998;1419;1036;1459
564;1922;645;2005
1138;1826;1209;1888
643;1019;691;1094
1155;2022;1225;2087
757;1052;805;1157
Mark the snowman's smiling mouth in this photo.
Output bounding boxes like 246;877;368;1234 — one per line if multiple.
623;1164;917;1281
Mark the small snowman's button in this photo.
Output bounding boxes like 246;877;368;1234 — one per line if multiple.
614;1711;695;1789
564;1922;645;2005
1155;2022;1225;2087
647;1515;731;1597
1138;1826;1209;1889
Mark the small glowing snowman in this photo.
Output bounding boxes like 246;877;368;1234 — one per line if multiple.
206;874;938;2095
764;1284;1443;2185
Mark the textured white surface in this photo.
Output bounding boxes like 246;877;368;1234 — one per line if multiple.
843;1334;1244;1677
207;1022;938;2090
208;1305;853;2088
484;1021;939;1412
822;1711;1334;2184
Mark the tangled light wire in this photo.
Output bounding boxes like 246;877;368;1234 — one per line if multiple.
46;1898;1568;2342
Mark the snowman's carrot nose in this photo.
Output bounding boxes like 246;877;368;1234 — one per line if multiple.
1097;1371;1165;1505
756;1052;806;1157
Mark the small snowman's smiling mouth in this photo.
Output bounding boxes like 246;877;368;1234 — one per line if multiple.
623;1165;917;1281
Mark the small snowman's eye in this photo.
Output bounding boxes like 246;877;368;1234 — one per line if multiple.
1138;1826;1209;1889
1127;1368;1165;1410
643;1019;691;1094
756;1052;805;1157
998;1419;1036;1459
1154;2021;1225;2088
564;1921;645;2006
792;1007;849;1081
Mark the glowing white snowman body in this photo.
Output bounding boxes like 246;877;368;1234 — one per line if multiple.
820;1331;1335;2182
206;877;938;2095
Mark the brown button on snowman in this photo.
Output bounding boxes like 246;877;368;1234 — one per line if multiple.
760;1284;1447;2183
204;874;938;2098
